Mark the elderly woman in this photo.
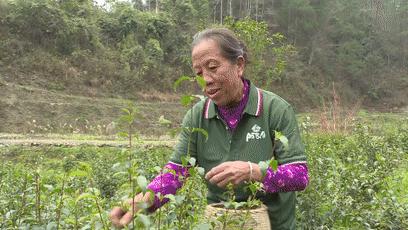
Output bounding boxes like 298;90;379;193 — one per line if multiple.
110;28;309;230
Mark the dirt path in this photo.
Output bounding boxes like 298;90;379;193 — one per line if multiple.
0;137;176;147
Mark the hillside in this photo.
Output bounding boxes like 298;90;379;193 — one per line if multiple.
1;0;407;135
0;76;186;135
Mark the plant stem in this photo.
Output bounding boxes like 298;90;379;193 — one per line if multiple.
157;169;163;230
35;172;41;224
129;122;135;228
129;124;132;148
56;174;66;230
75;206;79;230
222;209;229;230
132;176;135;229
14;173;28;227
89;179;108;230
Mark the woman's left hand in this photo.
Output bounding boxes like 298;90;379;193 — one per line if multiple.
205;161;262;188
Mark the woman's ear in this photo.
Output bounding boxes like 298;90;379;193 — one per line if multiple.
236;56;245;77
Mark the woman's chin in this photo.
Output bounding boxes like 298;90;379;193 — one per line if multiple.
207;92;223;105
213;99;228;107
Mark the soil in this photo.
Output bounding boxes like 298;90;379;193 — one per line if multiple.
0;137;176;147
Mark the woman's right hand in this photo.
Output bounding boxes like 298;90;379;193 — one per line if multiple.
110;192;152;228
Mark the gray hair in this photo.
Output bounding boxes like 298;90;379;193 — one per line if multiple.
192;28;249;64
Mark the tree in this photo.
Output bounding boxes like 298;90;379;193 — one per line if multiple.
225;17;294;88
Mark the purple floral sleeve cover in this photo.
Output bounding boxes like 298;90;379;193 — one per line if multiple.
146;162;188;212
146;162;308;211
262;163;309;193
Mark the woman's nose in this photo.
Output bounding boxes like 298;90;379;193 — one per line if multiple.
202;70;213;85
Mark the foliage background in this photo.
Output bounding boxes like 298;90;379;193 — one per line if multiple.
1;0;407;105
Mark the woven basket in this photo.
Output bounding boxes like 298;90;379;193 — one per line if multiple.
204;203;271;230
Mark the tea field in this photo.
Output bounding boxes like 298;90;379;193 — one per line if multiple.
0;114;407;229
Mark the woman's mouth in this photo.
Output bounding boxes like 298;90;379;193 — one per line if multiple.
206;88;220;98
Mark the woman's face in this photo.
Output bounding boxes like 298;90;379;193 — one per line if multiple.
192;39;245;107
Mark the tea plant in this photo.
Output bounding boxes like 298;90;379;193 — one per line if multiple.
296;121;408;229
149;75;209;229
1;114;407;229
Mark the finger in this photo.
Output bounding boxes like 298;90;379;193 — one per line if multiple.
119;211;134;227
110;207;125;227
205;162;229;180
217;176;232;188
126;193;145;209
209;170;230;185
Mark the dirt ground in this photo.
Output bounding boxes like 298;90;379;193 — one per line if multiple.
0;135;176;147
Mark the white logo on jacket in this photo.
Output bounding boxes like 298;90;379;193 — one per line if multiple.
246;124;266;142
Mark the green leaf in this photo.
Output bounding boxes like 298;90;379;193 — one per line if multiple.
181;156;188;166
153;166;162;173
180;95;195;107
188;157;196;166
117;131;128;138
164;194;176;202
197;167;205;176
121;108;131;115
89;187;101;195
173;76;193;91
147;189;155;202
46;222;57;230
69;170;88;178
44;184;54;191
137;175;148;192
136;213;151;227
194;223;211;230
119;115;133;124
174;195;185;204
112;171;127;177
111;163;121;170
269;159;278;172
274;130;288;151
78;162;92;174
192;94;206;101
247;182;259;195
258;160;269;174
75;193;96;204
158;115;172;126
233;201;245;209
191;128;208;141
274;130;283;140
188;167;196;176
169;127;182;138
278;135;289;150
195;75;206;91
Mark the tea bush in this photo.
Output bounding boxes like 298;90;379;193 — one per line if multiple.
297;121;408;229
0;118;407;229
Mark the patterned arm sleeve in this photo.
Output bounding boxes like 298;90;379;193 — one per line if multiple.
146;162;189;212
262;163;309;193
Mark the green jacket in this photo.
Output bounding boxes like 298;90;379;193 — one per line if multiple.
170;82;306;230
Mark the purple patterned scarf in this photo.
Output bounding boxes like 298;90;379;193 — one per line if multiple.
217;78;250;131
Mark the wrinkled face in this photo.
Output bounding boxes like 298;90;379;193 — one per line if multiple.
192;39;245;107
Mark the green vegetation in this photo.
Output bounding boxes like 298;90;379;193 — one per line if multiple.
0;0;407;229
298;120;408;229
1;115;407;229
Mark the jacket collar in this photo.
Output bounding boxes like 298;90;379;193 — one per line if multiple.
204;81;263;119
